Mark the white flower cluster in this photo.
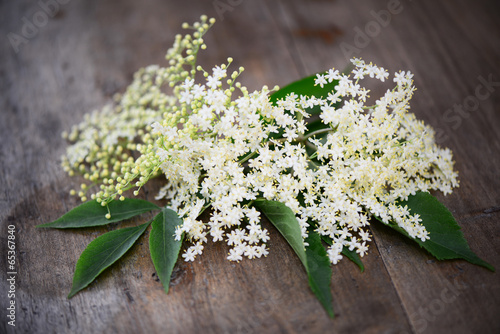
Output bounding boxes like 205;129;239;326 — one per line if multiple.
61;17;458;265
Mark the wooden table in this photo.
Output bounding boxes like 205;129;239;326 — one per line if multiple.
1;0;499;333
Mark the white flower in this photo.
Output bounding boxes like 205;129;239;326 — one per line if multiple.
182;249;196;262
62;15;458;266
227;248;243;262
394;70;414;86
315;74;328;88
326;68;340;82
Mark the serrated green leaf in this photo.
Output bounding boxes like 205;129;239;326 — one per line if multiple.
37;198;159;229
379;192;494;272
253;199;334;317
68;221;150;298
149;208;184;294
321;235;364;272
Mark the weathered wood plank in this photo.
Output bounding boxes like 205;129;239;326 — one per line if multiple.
339;1;500;333
1;0;499;333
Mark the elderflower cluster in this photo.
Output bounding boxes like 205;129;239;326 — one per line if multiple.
61;15;215;203
61;16;458;265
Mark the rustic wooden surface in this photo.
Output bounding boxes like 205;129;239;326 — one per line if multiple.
1;0;499;333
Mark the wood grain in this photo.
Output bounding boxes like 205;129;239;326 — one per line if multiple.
1;0;499;333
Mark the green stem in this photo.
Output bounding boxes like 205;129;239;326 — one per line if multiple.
200;203;212;216
238;150;258;165
303;127;335;141
296;111;304;123
304;141;317;151
309;151;318;160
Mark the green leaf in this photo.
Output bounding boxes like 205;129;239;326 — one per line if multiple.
305;229;334;318
321;235;364;272
341;246;365;273
68;221;150;298
149;208;184;294
269;72;336;108
305;118;331;136
380;192;494;272
267;72;339;142
37;198;160;229
253;200;307;265
253;200;334;317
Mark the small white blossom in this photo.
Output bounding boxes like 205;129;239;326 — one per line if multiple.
315;74;328;88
